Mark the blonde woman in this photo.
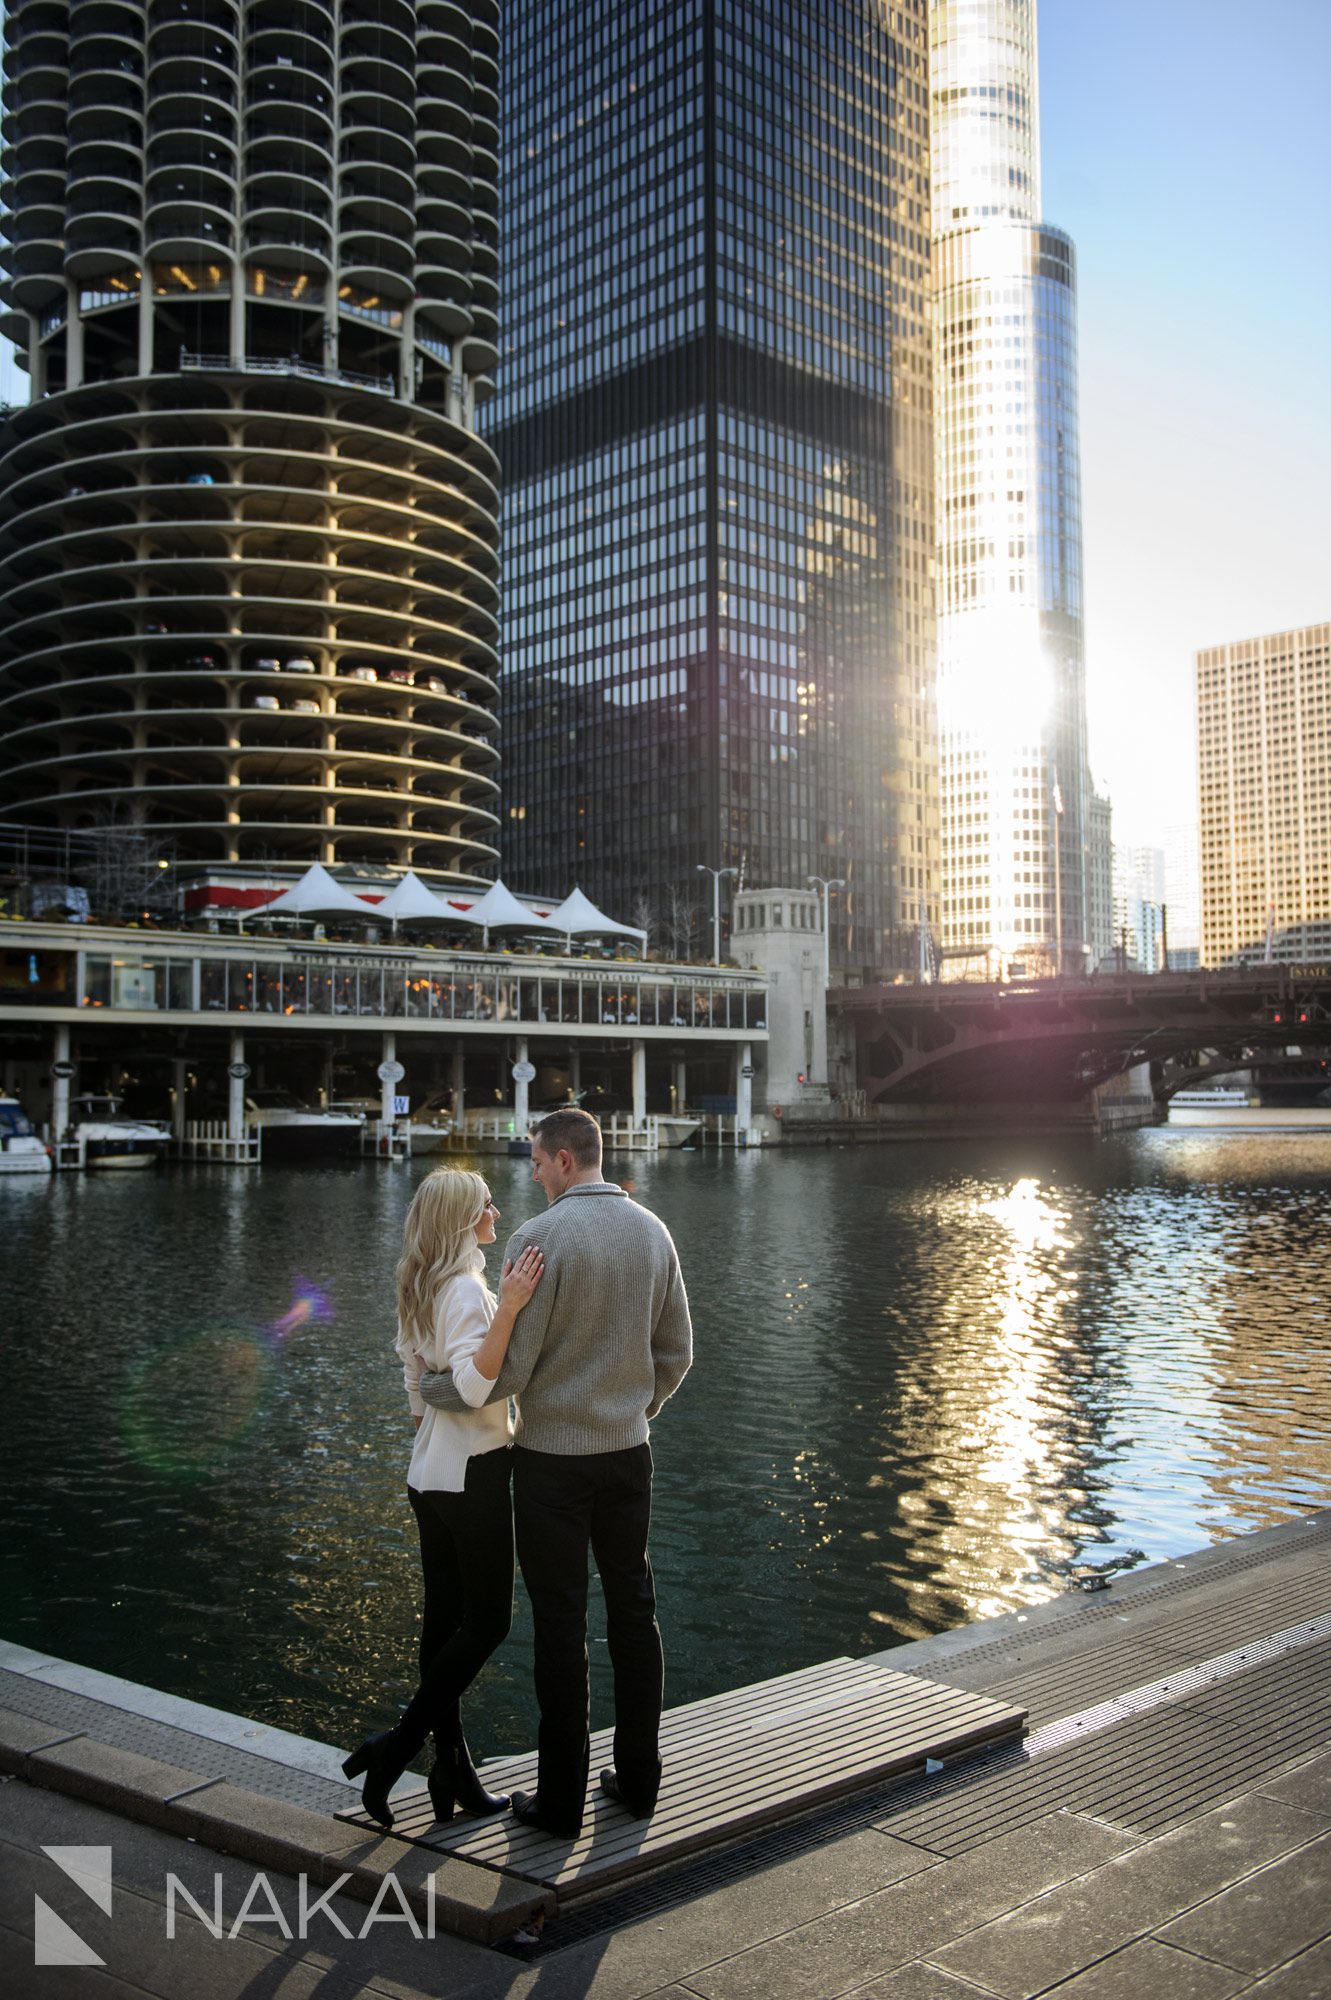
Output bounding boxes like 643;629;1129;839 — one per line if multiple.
342;1168;544;1830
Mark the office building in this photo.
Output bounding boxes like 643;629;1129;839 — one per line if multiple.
488;0;937;977
1197;622;1331;965
930;0;1090;974
1086;786;1113;970
0;0;502;886
1163;818;1200;967
1113;840;1165;973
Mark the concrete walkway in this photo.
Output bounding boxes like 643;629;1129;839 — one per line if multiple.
4;1509;1330;1997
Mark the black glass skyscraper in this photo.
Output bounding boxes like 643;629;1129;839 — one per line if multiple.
489;0;936;974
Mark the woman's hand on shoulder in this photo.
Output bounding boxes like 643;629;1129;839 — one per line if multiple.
498;1243;544;1310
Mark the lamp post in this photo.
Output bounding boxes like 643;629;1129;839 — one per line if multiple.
807;874;845;984
696;864;738;964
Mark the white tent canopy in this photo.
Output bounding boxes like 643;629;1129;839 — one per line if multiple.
262;863;374;918
463;878;552;933
545;885;647;947
372;870;455;924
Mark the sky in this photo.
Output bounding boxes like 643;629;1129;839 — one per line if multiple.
1;1;1325;855
1038;0;1331;849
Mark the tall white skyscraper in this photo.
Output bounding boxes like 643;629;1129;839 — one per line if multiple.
930;0;1090;976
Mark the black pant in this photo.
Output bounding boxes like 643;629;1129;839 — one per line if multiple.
400;1445;514;1753
514;1441;663;1832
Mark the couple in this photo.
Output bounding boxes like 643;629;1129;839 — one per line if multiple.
342;1107;694;1841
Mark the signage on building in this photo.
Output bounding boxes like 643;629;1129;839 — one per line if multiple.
511;1060;536;1083
227;1061;251;1081
377;1060;405;1083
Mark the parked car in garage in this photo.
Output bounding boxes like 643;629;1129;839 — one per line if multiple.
283;656;317;673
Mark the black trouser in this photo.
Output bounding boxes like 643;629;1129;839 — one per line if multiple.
400;1444;514;1753
514;1441;663;1832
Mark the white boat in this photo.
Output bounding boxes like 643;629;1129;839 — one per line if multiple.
405;1090;456;1152
245;1088;363;1160
67;1094;171;1169
0;1095;52;1175
1171;1087;1252;1109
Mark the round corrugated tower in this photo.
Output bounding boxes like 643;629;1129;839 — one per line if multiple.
0;0;501;884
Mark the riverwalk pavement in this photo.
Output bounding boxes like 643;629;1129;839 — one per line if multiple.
2;1508;1329;1998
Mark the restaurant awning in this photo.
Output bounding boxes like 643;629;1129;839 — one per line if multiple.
545;886;647;948
261;863;375;918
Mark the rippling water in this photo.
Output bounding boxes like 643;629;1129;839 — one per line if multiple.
3;1130;1329;1763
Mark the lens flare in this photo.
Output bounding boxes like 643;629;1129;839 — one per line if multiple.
269;1275;334;1343
118;1327;272;1480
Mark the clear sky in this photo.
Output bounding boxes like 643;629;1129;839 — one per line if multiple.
1038;0;1331;849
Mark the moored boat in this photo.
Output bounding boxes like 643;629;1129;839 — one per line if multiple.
244;1089;363;1160
67;1094;171;1169
0;1095;52;1175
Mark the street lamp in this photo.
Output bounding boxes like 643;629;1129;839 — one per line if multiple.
807;875;845;984
695;864;738;963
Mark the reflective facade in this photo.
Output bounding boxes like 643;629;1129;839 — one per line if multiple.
1197;623;1331;966
0;0;503;884
490;0;937;977
930;0;1090;973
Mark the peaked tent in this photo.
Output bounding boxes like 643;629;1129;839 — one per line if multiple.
373;870;456;924
545;886;647;953
261;863;375;918
463;878;553;937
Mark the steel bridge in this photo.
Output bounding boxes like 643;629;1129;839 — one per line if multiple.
834;965;1331;1106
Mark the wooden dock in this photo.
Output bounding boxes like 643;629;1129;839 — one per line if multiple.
336;1654;1026;1901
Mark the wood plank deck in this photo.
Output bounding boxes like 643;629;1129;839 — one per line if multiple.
336;1657;1026;1901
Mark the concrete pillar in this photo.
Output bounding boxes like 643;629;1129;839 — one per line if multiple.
631;1039;647;1127
27;318;46;397
513;1035;529;1130
450;1039;465;1125
735;1041;753;1130
171;1056;188;1140
380;1031;397;1129
229;261;245;364
569;1046;582;1100
672;1058;687;1113
52;1025;72;1140
65;286;84;389
138;284;153;376
227;1032;246;1141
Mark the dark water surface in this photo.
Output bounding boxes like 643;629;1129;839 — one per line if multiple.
3;1130;1329;1762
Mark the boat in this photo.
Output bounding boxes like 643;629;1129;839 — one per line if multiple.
0;1095;52;1175
403;1090;456;1152
244;1088;363;1160
66;1093;171;1169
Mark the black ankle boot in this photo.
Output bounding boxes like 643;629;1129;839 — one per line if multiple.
453;1731;509;1816
427;1735;458;1823
341;1728;413;1831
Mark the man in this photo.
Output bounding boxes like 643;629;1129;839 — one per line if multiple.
418;1107;692;1838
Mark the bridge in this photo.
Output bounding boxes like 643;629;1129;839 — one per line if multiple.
834;965;1331;1106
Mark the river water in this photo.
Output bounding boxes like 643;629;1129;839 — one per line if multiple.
3;1129;1329;1765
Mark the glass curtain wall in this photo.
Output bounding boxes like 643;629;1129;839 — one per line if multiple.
489;0;936;979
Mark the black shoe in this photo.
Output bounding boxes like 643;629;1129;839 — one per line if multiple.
598;1768;657;1819
454;1733;510;1817
510;1789;581;1839
430;1735;509;1821
342;1729;413;1831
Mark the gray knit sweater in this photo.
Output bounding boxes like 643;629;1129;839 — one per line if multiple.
417;1183;693;1454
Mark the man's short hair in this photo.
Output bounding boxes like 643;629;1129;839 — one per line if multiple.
533;1107;603;1169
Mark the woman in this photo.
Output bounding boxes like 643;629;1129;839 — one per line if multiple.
342;1168;544;1829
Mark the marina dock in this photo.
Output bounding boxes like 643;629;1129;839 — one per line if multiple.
3;1509;1330;1992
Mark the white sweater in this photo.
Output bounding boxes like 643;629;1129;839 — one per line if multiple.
402;1272;512;1493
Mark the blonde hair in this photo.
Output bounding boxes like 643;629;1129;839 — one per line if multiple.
394;1168;491;1356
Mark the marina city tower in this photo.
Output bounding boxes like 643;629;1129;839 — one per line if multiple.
0;0;502;888
930;0;1090;973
